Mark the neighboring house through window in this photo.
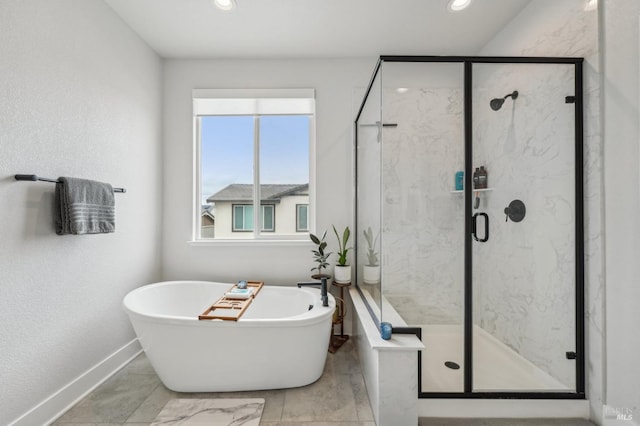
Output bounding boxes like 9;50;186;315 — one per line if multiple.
209;184;308;234
193;89;315;240
296;204;309;232
231;204;274;232
201;205;216;238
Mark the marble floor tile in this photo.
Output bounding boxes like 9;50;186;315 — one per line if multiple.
54;370;160;424
281;370;359;422
55;341;373;426
152;398;263;425
206;389;285;422
258;422;375;426
125;383;180;423
127;386;285;424
123;353;157;375
51;423;124;426
348;374;374;422
324;339;361;376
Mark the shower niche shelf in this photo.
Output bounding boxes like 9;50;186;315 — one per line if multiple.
450;188;493;194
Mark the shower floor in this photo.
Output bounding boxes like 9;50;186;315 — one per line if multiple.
421;324;571;393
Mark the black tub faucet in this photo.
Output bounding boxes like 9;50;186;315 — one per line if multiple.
297;276;329;307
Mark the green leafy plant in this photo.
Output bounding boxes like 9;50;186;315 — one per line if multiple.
363;226;379;266
332;225;351;266
310;231;332;276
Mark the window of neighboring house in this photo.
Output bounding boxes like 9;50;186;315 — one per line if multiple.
296;204;309;232
193;89;315;241
233;204;275;232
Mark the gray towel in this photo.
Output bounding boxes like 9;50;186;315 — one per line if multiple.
55;177;115;235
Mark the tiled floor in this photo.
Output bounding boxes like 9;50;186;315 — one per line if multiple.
53;339;375;425
52;338;596;426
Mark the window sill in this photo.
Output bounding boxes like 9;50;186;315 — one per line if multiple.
188;239;313;247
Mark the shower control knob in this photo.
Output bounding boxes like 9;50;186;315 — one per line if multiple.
504;199;526;223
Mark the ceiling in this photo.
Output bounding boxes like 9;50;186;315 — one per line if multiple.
104;0;533;59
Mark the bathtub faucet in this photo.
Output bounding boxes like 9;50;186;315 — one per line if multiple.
297;277;329;307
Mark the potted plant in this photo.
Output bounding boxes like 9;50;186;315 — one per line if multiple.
310;231;332;280
332;225;352;284
363;226;380;284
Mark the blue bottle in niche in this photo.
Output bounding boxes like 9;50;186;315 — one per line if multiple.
455;171;464;191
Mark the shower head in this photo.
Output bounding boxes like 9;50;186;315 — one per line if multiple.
489;98;506;111
490;90;519;111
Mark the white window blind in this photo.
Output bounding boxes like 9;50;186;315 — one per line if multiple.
193;89;315;116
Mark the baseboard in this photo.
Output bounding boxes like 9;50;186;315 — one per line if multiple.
419;398;590;419
9;339;142;426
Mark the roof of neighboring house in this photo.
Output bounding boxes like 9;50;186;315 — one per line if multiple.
207;184;308;203
201;205;215;220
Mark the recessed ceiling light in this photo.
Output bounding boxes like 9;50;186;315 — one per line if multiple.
396;88;409;94
213;0;236;11
448;0;472;12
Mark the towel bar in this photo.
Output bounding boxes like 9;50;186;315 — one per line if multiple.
14;174;126;193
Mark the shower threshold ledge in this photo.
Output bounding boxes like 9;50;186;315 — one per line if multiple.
418;398;590;419
351;288;589;422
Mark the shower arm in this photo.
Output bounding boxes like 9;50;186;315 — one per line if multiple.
504;90;518;100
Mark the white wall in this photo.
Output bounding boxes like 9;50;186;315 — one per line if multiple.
162;58;372;284
601;1;640;424
0;1;163;423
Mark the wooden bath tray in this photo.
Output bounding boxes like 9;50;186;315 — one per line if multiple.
198;281;264;321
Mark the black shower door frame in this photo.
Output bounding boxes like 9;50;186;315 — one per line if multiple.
354;55;585;400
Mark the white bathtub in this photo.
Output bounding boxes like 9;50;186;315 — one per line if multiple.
123;281;335;392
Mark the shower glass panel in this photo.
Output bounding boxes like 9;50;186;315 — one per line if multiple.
379;62;466;393
355;56;583;398
356;67;382;315
471;63;577;393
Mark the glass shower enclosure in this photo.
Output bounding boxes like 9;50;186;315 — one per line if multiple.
354;56;584;398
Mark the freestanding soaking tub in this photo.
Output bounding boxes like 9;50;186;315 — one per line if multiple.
123;281;335;392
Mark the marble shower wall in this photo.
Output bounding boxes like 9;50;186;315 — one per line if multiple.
476;0;600;397
381;64;466;325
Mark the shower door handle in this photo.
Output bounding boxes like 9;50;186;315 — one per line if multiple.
472;212;489;242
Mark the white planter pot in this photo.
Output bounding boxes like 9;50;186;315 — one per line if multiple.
363;265;380;284
334;265;352;284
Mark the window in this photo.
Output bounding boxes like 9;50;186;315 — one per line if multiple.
296;204;309;232
194;89;315;240
233;204;275;232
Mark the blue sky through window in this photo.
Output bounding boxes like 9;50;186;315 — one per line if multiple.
201;115;310;204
